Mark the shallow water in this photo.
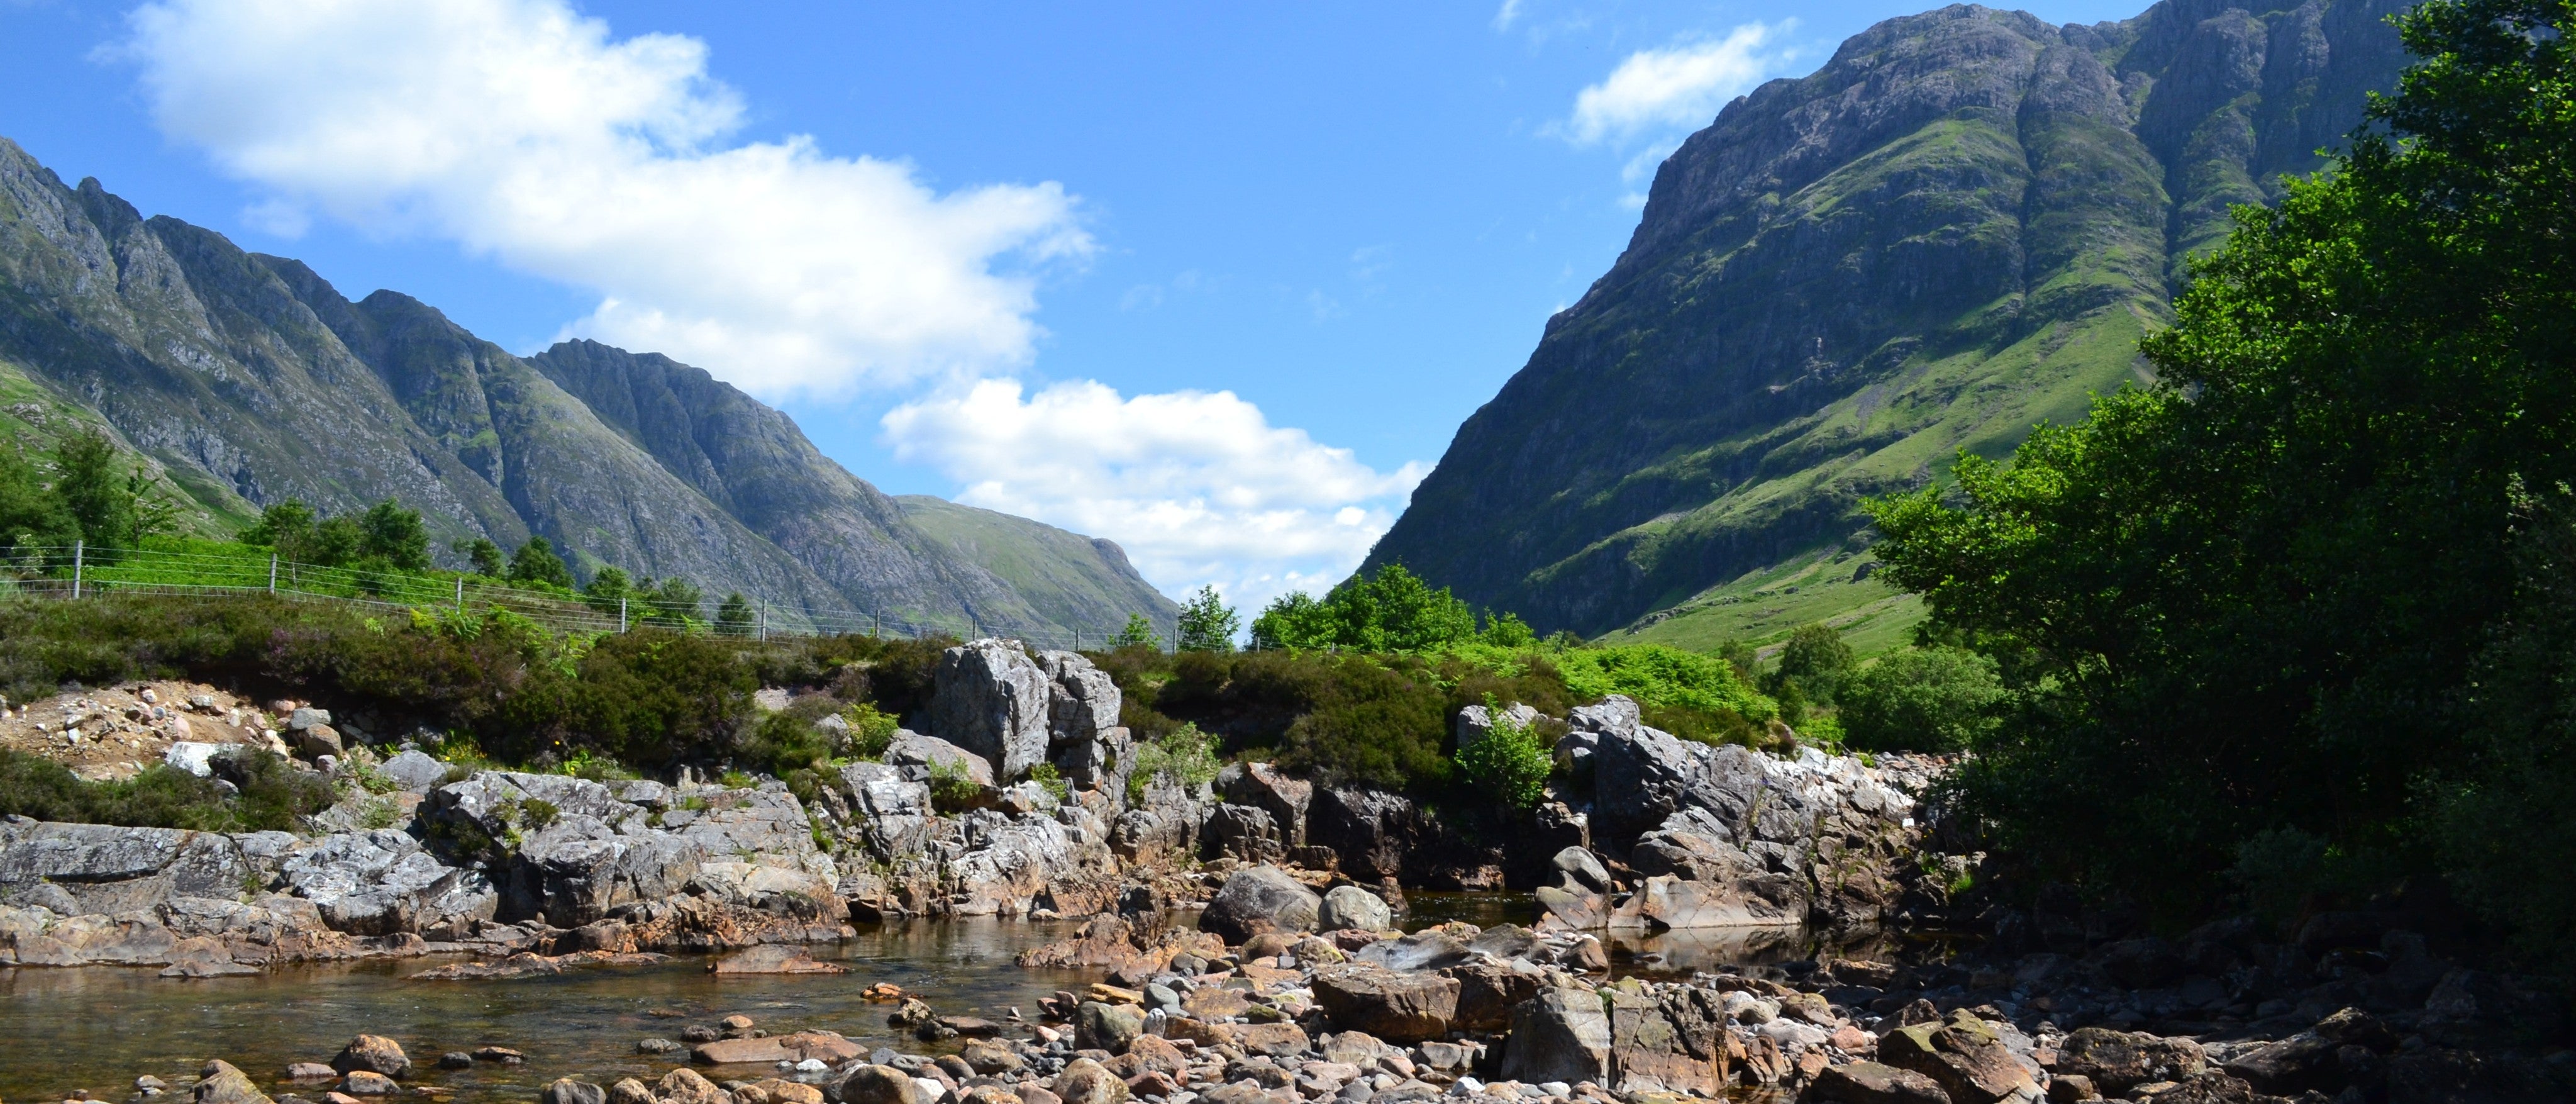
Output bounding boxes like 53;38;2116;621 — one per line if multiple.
1;899;1911;1103
0;919;1092;1104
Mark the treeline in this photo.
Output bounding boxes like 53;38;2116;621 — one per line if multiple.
1867;0;2575;968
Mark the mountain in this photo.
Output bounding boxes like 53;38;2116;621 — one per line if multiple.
1366;0;2410;645
892;496;1177;644
0;138;1178;637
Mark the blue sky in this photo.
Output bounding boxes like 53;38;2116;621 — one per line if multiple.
0;0;2141;609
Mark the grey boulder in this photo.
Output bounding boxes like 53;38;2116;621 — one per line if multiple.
1199;864;1321;943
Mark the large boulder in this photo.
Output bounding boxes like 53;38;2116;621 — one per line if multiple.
837;762;933;861
1501;987;1613;1085
886;732;995;788
332;1035;413;1078
281;830;496;936
1311;964;1460;1042
931;638;1055;781
1308;788;1416;881
1037;651;1128;789
1075;1000;1145;1054
2056;1028;2205;1096
1808;1062;1952;1104
1218;762;1313;847
1319;884;1392;932
1636;873;1806;929
195;1061;274;1104
1199;865;1321;942
377;750;452;793
1878;1012;2038;1104
0;822;253;915
1607;988;1728;1096
943;810;1079;916
506;818;704;927
1201;803;1284;863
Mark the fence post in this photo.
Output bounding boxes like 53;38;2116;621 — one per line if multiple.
268;554;277;595
454;576;464;613
1074;627;1080;652
758;601;767;642
72;540;83;599
619;597;628;633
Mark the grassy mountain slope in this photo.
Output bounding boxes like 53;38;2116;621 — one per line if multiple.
1365;0;2409;643
894;495;1180;640
0;138;1171;635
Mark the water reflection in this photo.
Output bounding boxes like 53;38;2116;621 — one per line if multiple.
0;919;1090;1104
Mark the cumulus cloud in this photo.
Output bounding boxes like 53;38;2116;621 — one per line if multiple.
120;0;1089;396
882;379;1426;611
1553;23;1790;146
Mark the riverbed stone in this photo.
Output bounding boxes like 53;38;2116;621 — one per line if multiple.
197;1061;273;1104
1879;1013;2036;1104
1312;964;1460;1042
1052;1059;1130;1104
659;1068;727;1104
338;1073;397;1097
831;1066;921;1104
1319;884;1392;932
1199;865;1321;942
331;1035;411;1079
540;1080;606;1104
1076;1000;1145;1054
1809;1061;1952;1104
711;944;845;974
1501;987;1612;1085
609;1080;655;1104
2057;1028;2205;1096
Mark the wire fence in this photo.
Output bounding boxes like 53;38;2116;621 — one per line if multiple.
0;543;1136;652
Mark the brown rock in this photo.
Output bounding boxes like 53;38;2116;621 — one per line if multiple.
196;1061;274;1104
1019;1088;1062;1104
474;1047;525;1064
1879;1013;2037;1104
831;1066;921;1104
1124;1035;1188;1077
1311;965;1460;1043
610;1079;657;1104
1053;1058;1131;1104
1608;988;1726;1096
961;1039;1027;1075
692;1030;862;1066
539;1080;605;1104
1831;1025;1876;1053
1442;961;1542;1032
1781;991;1838;1026
660;1068;729;1104
747;1080;822;1104
1807;1061;1951;1104
961;1088;1023;1104
2045;1074;2098;1103
2136;1071;2257;1104
331;1035;413;1079
1183;986;1252;1019
286;1065;338;1083
2055;1029;2205;1096
1230;1021;1312;1058
336;1074;397;1097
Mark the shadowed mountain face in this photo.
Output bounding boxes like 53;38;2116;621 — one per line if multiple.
0;139;1177;636
1366;0;2408;638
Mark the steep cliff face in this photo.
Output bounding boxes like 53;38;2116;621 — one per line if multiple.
0;138;1178;635
1365;0;2408;638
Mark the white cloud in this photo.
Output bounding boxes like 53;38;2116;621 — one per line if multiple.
1553;23;1790;146
1491;0;1524;31
120;0;1089;397
882;379;1426;612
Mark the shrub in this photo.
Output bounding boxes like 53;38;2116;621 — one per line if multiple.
841;701;899;760
1127;722;1220;804
1027;762;1069;805
1456;694;1551;809
927;757;984;813
1763;623;1855;705
1836;646;2004;752
0;747;333;832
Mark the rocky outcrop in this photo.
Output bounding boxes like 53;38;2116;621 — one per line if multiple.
932;640;1057;782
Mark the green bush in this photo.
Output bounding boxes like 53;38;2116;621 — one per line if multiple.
1836;647;2003;752
1456;695;1552;809
1127;722;1221;804
927;757;984;813
1762;623;1855;705
0;747;333;832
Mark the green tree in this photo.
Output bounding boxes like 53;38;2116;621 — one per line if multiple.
53;429;137;552
1175;585;1240;652
1249;564;1480;652
0;444;74;553
716;592;755;637
509;537;575;589
1111;613;1162;650
309;516;365;567
1763;623;1854;705
1865;0;2576;909
243;501;316;558
1836;647;2003;752
642;576;704;625
357;499;432;571
457;537;507;577
1480;611;1538;648
584;566;634;613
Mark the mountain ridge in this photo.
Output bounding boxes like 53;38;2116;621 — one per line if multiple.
0;138;1177;638
1366;0;2408;642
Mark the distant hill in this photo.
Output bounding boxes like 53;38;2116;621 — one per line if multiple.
895;496;1179;644
0;138;1178;637
1367;0;2409;646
